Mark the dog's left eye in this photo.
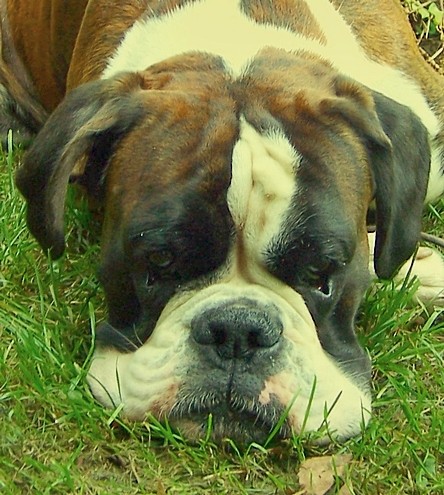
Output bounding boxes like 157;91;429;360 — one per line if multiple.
303;263;332;295
147;250;174;269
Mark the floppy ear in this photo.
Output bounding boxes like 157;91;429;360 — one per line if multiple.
369;91;430;279
323;78;430;279
15;72;146;259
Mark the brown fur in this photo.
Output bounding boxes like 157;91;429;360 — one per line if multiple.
101;54;238;243
244;0;325;42
6;0;87;109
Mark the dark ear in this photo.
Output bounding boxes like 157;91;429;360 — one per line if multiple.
15;72;146;259
369;91;430;279
323;78;430;279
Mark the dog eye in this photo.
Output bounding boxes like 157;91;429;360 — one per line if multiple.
147;250;174;269
144;250;175;287
303;263;332;294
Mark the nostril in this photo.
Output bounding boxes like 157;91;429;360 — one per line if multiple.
247;329;260;349
212;325;228;347
193;322;229;347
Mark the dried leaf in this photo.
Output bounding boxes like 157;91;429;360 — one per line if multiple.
297;454;352;495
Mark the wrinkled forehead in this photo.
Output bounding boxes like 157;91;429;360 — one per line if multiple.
106;53;370;243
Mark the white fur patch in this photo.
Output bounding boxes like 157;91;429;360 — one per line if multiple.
103;0;309;78
88;301;191;418
228;119;299;256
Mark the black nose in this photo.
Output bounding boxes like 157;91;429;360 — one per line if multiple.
191;300;283;360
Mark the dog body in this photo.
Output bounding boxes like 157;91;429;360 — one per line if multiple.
8;0;444;443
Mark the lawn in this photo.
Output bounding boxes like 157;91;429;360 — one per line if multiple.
1;6;444;495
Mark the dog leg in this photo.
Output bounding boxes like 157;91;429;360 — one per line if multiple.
0;18;48;147
368;232;444;306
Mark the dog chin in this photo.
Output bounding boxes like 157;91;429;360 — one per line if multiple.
171;411;290;447
168;386;370;446
167;391;291;445
174;419;280;447
170;411;367;447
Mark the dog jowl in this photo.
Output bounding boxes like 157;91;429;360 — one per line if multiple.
11;0;444;444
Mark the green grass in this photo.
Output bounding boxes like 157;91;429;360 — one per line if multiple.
1;139;443;494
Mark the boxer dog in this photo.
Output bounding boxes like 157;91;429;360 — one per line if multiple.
7;0;444;444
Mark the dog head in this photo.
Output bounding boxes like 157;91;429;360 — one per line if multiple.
16;50;430;444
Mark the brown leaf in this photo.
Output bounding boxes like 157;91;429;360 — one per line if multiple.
297;454;352;495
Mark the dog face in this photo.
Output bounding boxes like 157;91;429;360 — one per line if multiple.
16;50;431;443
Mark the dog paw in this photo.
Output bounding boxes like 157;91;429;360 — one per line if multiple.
367;233;444;307
395;246;444;307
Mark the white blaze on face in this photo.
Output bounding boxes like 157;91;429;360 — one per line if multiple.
228;119;299;257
